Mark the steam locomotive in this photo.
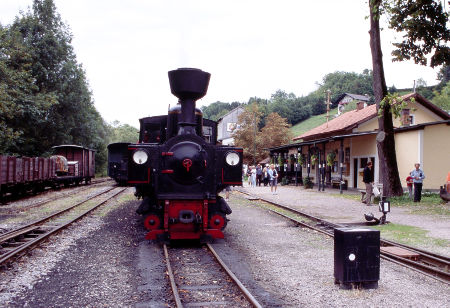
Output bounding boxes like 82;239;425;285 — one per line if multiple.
127;68;243;242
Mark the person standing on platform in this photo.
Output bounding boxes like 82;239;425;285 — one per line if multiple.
363;161;374;206
256;164;262;186
268;164;278;194
410;163;425;202
250;166;256;187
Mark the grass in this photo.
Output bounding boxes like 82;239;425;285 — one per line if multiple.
338;192;449;216
370;223;449;248
290;107;339;138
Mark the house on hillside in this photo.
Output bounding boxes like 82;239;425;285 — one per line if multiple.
334;93;370;115
267;93;450;190
217;107;244;145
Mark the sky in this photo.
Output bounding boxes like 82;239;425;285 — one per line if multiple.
0;0;444;128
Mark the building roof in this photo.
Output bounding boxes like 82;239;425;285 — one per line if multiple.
334;93;370;104
293;104;377;141
294;92;449;142
402;92;450;120
268;119;449;152
217;106;244;122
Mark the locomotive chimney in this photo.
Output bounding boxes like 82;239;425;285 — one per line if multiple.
168;68;211;135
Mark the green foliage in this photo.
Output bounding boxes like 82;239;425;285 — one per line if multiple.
290;107;339;138
432;81;450;112
0;0;111;174
110;121;139;143
303;176;313;189
385;0;449;68
310;154;318;165
326;151;336;167
297;154;304;166
316;69;374;107
201;101;241;121
378;93;415;118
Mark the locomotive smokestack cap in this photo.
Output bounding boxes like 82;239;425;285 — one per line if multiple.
168;68;211;101
168;68;211;135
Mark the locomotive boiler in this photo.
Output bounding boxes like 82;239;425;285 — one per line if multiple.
127;68;243;241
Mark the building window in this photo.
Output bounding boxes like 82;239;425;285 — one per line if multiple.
409;114;415;125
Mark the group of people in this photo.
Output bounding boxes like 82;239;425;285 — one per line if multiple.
246;164;279;194
363;161;426;205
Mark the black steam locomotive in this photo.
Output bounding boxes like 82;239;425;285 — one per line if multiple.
107;142;130;185
127;68;243;241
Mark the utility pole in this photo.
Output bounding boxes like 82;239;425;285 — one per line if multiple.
253;107;256;166
324;89;331;127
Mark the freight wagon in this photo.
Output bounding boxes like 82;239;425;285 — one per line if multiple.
0;145;95;201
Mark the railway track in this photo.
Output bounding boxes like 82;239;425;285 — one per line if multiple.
0;179;114;215
0;186;127;268
236;189;450;285
164;243;262;308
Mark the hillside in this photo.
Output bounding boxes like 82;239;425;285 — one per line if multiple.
290;107;339;139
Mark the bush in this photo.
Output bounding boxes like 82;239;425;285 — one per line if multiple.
303;176;313;189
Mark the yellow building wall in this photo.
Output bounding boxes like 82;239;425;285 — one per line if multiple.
351;135;377;188
358;117;378;132
422;124;450;189
395;130;419;188
393;101;443;127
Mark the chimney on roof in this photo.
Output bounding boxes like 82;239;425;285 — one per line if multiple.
356;101;365;111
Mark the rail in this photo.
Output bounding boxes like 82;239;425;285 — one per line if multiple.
236;189;450;285
0;187;127;267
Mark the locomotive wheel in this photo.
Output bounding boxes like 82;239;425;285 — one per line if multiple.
144;214;161;231
209;214;227;230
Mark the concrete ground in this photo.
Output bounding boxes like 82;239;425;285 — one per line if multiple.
237;182;450;256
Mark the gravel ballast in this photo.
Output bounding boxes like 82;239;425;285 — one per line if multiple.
1;187;448;307
214;192;450;307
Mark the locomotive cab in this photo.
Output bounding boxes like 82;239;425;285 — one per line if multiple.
127;68;243;242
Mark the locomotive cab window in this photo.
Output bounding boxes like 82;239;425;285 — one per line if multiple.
203;126;212;143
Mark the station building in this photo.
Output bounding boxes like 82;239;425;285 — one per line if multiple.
268;93;450;190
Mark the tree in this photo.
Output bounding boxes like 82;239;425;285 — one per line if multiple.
110;121;139;143
259;113;292;149
387;0;449;67
0;24;57;155
316;70;374;107
432;81;450;112
1;0;111;173
232;103;264;164
369;0;403;197
369;0;449;197
201;101;241;121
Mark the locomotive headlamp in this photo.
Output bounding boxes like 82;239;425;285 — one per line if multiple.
225;152;240;166
133;150;148;165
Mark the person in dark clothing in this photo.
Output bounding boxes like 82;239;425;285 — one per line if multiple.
256;164;263;186
363;161;374;206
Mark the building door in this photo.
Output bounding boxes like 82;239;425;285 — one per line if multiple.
353;158;358;188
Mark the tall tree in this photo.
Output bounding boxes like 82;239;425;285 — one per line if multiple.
232;103;263;164
369;0;402;197
369;0;449;197
0;24;57;155
432;81;450;111
2;0;110;172
259;113;292;149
